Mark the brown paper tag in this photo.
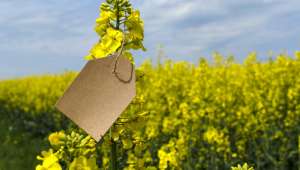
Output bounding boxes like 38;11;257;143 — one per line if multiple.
56;55;135;141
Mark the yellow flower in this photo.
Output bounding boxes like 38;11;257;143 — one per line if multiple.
36;149;62;170
95;11;114;36
126;10;144;40
95;24;107;37
231;163;254;170
69;156;99;170
122;138;133;149
48;131;66;146
203;127;226;145
95;11;113;25
99;27;123;51
295;51;300;59
89;28;123;59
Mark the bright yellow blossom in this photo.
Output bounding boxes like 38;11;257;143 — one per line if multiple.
87;28;123;59
48;131;66;146
231;163;254;170
203;127;223;145
36;149;62;170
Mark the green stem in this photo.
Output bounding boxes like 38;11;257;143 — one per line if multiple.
116;0;120;30
110;128;118;170
109;1;121;169
109;0;121;170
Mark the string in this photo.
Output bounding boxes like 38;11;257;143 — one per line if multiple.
111;34;134;84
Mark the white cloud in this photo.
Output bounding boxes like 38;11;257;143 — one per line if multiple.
0;0;300;78
133;0;300;60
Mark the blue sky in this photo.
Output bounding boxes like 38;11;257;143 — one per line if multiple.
1;0;300;79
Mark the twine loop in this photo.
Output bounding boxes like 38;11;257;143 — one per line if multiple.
111;34;134;84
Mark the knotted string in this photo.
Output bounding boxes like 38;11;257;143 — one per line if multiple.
91;33;134;83
111;34;134;84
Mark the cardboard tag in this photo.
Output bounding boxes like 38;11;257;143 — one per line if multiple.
56;55;135;141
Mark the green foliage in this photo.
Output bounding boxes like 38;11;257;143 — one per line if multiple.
0;72;76;137
0;73;77;169
36;131;98;170
0;127;46;170
1;53;300;169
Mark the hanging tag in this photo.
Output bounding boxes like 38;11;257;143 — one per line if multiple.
56;55;135;141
